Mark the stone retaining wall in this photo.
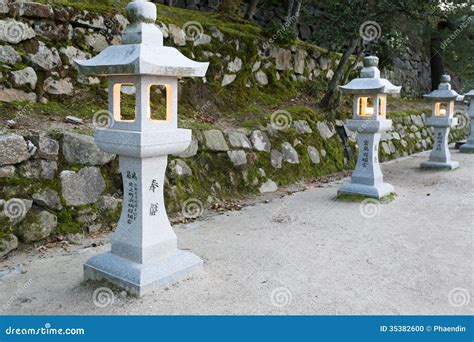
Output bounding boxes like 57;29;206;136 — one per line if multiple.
0;111;468;257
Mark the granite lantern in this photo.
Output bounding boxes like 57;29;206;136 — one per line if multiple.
338;56;401;198
459;89;474;153
421;75;460;170
75;0;209;296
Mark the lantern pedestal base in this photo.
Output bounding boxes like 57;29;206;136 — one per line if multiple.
337;182;394;199
84;250;203;297
460;143;474;153
420;160;459;170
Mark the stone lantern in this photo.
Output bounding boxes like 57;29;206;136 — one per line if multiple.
460;89;474;153
338;56;401;198
421;75;460;169
75;0;209;296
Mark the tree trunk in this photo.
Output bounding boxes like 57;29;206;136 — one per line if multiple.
321;37;360;110
430;30;445;90
335;49;364;108
244;0;259;20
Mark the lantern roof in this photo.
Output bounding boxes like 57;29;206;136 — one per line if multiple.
423;75;460;101
339;56;401;95
464;89;474;99
74;0;209;77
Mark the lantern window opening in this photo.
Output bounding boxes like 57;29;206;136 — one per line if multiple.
148;84;171;123
112;83;137;122
435;102;449;117
357;96;386;117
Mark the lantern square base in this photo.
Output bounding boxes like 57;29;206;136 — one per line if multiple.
84;250;203;297
337;182;394;199
420;160;459;170
459;143;474;153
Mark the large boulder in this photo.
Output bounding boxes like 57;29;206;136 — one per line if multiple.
18;160;57;180
59;46;91;65
227;131;252;149
168;24;186;46
293;120;313;134
259;179;278;193
307;146;321;164
168;159;193;178
317;121;336;140
227;150;247;167
15;210;57;243
274;48;292;71
62;132;115;166
271;149;283;169
0;134;30;166
60;167;106;206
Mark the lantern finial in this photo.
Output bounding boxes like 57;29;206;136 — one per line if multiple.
127;0;157;24
360;56;380;79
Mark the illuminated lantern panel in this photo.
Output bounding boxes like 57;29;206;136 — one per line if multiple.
357;96;386;118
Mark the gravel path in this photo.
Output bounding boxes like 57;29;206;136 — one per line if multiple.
0;149;472;315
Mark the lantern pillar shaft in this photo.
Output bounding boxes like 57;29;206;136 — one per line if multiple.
460;100;474;153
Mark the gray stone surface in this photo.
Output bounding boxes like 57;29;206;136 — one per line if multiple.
44;77;73;96
0;87;36;102
27;42;61;70
0;45;21;64
227;131;252;149
32;188;63;210
227;57;242;73
169;159;193;177
293;120;313;134
203;130;229;151
11;67;37;89
173;136;199;158
62;132;115;165
250;130;271;152
271;149;282;169
28;134;59;160
168;24;186;46
227;150;247;167
294;49;306;75
281;142;299;164
0;134;30;166
221;74;236;87
18;160;57;180
317;121;336;139
193;33;211;46
59;46;91;65
0;165;15;177
0;234;18;258
255;70;268;85
60;167;106;206
96;196;121;212
85;33;108;53
15;210;57;243
259;179;278;193
274;48;292;71
307;146;321;164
